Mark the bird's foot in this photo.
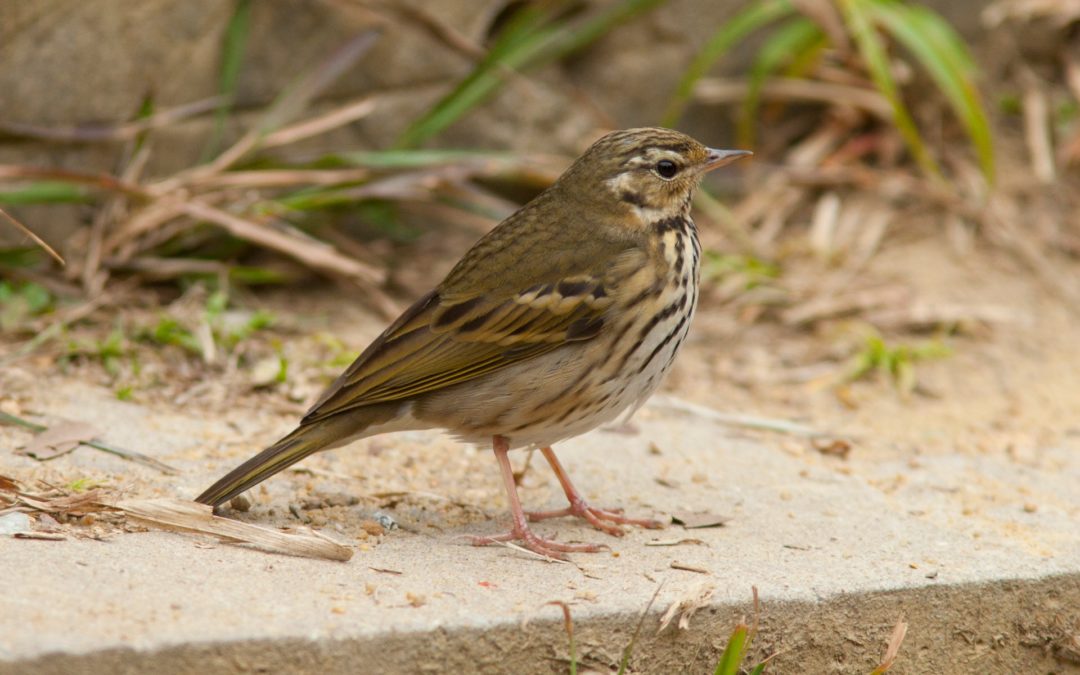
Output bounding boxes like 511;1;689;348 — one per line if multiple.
526;499;665;537
470;526;606;561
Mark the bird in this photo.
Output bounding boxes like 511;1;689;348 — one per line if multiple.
195;127;750;559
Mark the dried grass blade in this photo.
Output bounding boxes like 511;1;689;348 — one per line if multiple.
180;200;383;284
262;97;377;149
0;206;64;265
1020;69;1056;182
694;77;892;119
0;96;225;143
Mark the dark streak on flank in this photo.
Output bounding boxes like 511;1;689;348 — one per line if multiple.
606;298;683;381
638;309;690;375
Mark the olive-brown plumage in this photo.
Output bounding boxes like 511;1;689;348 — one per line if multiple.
196;128;750;558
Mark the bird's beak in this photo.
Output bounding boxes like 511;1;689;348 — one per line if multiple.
702;148;752;172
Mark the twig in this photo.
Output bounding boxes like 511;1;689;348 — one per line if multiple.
0;411;179;475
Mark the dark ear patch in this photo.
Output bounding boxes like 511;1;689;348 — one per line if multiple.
620;190;647;208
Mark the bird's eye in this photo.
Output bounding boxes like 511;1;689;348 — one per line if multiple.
655;160;678;179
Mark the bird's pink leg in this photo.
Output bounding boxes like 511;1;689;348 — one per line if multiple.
471;436;605;559
525;446;665;536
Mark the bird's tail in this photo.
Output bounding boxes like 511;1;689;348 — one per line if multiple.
194;405;401;507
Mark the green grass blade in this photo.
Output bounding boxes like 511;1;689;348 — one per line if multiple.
661;0;794;126
714;624;750;675
394;2;561;149
867;1;994;183
737;16;823;147
202;0;252;160
538;0;668;65
336;149;512;169
397;0;666;149
0;182;93;205
838;0;941;181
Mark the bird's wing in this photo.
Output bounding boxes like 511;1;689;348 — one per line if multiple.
301;272;619;423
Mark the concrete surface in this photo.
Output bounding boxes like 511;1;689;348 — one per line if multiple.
1;383;1079;674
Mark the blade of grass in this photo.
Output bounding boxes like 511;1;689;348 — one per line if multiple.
714;625;750;675
260;97;376;149
394;2;570;149
838;0;942;181
180;199;383;285
336;148;513;169
867;1;994;183
0;166;147;198
737;16;824;147
397;0;667;148
0;181;94;205
161;30;381;191
539;0;667;62
0;410;179;475
202;0;252;161
618;582;665;674
661;0;794;126
0;96;224;143
547;601;577;675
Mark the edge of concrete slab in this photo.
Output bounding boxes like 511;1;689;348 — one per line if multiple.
7;574;1079;675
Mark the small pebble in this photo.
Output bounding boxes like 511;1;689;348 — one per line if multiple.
230;494;252;512
372;511;398;531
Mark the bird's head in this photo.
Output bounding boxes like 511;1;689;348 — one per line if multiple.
560;127;751;225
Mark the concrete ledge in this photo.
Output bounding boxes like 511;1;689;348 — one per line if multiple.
2;383;1078;673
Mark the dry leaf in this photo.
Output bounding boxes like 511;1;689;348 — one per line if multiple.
19;421;100;460
658;583;716;632
670;512;730;529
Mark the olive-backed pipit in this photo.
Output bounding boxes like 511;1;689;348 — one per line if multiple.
196;128;750;558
